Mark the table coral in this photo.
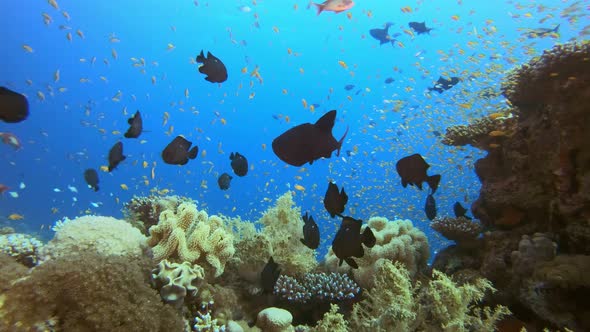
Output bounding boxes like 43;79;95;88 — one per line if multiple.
44;215;148;260
147;202;235;279
324;217;429;289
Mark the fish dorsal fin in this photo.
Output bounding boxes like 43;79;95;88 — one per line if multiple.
314;110;336;133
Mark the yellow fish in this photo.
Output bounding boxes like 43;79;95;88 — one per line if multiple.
120;184;129;190
8;213;24;220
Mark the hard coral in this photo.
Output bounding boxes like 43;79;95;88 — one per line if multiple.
311;304;349;332
324;217;429;289
0;251;184;331
256;307;294;332
147;202;235;279
0;233;44;267
44;215;148;260
430;216;482;245
274;272;360;304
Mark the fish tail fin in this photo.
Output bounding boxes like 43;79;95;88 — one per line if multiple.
362;227;376;248
336;126;349;157
345;257;359;269
427;174;441;194
554;24;560;32
390;39;396;46
313;3;324;15
196;50;205;63
94;186;99;192
188;146;198;159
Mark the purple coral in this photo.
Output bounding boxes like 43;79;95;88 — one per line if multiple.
430;216;482;244
274;272;360;303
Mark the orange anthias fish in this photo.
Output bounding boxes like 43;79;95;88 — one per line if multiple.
0;184;9;194
313;0;354;15
0;132;22;150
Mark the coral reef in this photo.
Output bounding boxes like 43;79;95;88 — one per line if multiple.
441;113;516;150
151;259;205;308
147;202;235;279
324;217;429;289
470;41;590;233
257;191;318;276
194;301;227;332
310;304;349;332
256;307;294;332
274;272;360;304
349;260;510;332
510;233;557;278
0;253;28;292
0;233;44;267
43;215;148;259
430;216;483;246
519;255;590;330
0;251;184;331
124;194;192;235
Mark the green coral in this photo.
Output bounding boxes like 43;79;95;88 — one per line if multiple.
349;260;511;332
311;304;349;332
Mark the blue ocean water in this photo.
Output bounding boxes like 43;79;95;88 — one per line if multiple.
0;0;586;259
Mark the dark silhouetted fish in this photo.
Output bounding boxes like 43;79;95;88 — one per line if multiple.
272;110;349;166
425;193;437;220
108;142;126;172
218;172;232;190
162;136;198;165
124;110;142;138
344;84;355;91
428;76;460;93
409;21;433;34
196;50;228;83
261;256;280;293
395;153;441;193
525;24;559;38
0;87;29;123
384;77;395;84
324;181;348;218
84;168;99;191
453;202;472;219
300;212;320;250
370;22;396;46
230;152;248;176
332;216;376;269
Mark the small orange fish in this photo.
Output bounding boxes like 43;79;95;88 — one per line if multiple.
0;132;22;150
489;130;506;137
8;213;24;220
313;0;354;15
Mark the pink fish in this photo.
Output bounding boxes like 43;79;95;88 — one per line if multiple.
0;184;9;194
313;0;354;15
0;132;22;150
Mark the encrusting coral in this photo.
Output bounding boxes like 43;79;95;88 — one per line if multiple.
43;215;148;259
0;251;184;331
324;217;429;289
147;201;235;279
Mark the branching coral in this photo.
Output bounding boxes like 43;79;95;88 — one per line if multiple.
274;272;360;304
325;217;429;289
0;251;184;331
430;217;483;245
0;233;44;267
147;202;235;279
311;304;349;332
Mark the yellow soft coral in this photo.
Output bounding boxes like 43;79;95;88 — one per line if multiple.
325;217;429;288
147;202;235;279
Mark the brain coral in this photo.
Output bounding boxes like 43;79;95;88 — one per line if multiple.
147;202;235;279
43;215;148;259
324;217;429;289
